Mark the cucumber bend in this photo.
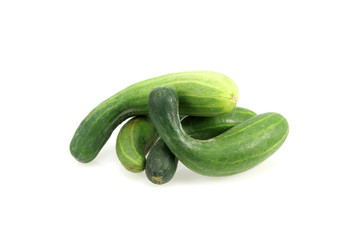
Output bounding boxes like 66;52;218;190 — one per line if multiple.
145;107;256;184
70;71;238;163
116;116;158;173
116;107;256;174
148;87;289;177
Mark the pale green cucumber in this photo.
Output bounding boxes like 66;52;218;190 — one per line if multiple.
70;71;238;163
116;116;157;172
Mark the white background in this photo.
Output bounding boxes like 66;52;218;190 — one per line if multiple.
1;1;359;239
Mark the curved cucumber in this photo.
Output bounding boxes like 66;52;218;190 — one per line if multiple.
116;116;158;172
70;71;238;163
145;107;256;184
148;87;289;177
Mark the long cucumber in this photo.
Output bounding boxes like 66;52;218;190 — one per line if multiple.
70;71;238;163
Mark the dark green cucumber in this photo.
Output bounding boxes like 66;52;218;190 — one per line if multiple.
116;116;158;172
145;140;178;185
145;107;256;184
148;87;289;177
70;71;238;163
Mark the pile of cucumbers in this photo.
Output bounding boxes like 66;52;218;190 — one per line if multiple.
70;71;289;184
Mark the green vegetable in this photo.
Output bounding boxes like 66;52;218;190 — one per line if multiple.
116;116;157;172
70;71;238;163
148;87;289;177
145;140;178;185
181;107;256;139
145;107;256;184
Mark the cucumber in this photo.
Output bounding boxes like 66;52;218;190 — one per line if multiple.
145;139;178;185
148;87;289;177
115;116;187;173
182;107;256;139
70;71;238;163
145;107;256;184
116;116;158;172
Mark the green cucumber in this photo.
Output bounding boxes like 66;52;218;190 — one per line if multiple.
145;140;178;185
145;107;256;184
116;116;158;172
70;71;238;163
115;115;187;173
182;107;256;139
148;87;289;177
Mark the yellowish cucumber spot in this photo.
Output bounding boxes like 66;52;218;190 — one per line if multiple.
152;176;163;183
232;95;238;104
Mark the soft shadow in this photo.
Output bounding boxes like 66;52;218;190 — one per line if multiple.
73;145;116;167
170;159;279;185
118;166;148;184
170;163;230;185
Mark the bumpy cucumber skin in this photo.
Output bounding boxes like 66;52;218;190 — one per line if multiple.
70;71;238;163
148;87;289;177
146;140;178;185
116;116;158;173
145;107;256;184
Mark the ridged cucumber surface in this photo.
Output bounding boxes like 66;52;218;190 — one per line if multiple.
148;87;289;177
70;71;238;163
